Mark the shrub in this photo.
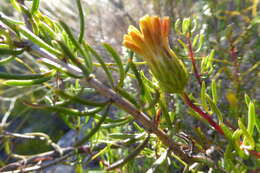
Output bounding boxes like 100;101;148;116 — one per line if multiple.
0;0;259;172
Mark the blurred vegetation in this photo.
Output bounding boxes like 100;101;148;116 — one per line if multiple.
0;0;259;172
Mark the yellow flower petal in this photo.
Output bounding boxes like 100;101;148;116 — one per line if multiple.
161;17;170;46
123;35;133;42
123;40;143;55
151;16;161;44
129;31;145;48
128;25;141;35
140;17;154;47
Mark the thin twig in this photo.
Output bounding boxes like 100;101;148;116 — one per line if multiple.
1;131;63;156
0;139;142;172
181;92;224;135
2;153;74;173
0;145;90;172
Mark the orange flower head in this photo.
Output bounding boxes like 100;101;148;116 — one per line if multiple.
123;15;189;94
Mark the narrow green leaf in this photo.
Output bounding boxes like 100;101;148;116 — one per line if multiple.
55;89;109;107
0;13;22;33
146;150;168;173
220;123;233;140
62;29;73;49
82;42;93;72
211;80;218;103
144;89;160;110
200;81;207;110
59;21;92;73
182;18;191;34
224;143;234;170
0;12;23;25
0;48;23;56
201;50;214;74
124;51;134;73
108;133;138;140
75;105;111;146
95;114;130;123
0;44;9;49
190;18;197;33
139;71;157;89
31;0;40;16
206;94;223;123
28;104;103;117
116;88;138;107
58;40;90;75
232;129;246;158
0;71;54;80
174;18;181;34
3;76;52;86
3;139;12;157
0;56;16;65
133;121;144;132
247;102;255;135
194;127;208;145
103;43;125;88
106;135;150;171
38;22;56;39
206;50;215;68
38;58;83;78
102;118;133;128
18;25;61;56
255;117;260;133
10;0;22;12
159;93;172;129
86;44;114;87
200;56;207;74
129;60;145;95
195;34;204;52
192;34;200;48
244;94;250;106
238;119;255;150
76;0;85;43
177;39;188;49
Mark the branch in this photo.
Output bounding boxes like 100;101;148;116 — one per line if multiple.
1;131;63;156
21;41;213;164
0;146;76;172
0;138;146;172
1;153;74;173
85;75;205;163
0;143;107;172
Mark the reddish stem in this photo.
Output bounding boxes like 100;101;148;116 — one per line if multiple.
249;169;260;173
186;36;202;86
247;150;260;159
182;93;260;159
182;92;224;135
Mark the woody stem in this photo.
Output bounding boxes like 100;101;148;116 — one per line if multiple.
181;92;224;135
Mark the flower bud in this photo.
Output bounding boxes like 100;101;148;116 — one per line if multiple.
123;15;189;93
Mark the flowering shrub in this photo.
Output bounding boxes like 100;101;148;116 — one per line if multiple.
0;0;259;172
